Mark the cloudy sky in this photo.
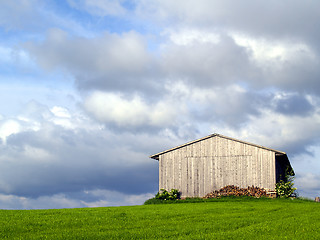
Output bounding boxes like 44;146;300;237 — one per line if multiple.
0;0;320;209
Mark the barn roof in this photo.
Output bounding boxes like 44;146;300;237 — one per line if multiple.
150;133;287;160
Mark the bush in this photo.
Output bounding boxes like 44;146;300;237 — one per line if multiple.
276;168;297;198
144;189;180;205
275;179;297;198
155;189;180;200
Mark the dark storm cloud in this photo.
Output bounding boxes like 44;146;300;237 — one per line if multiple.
0;125;158;198
273;94;314;116
281;136;320;157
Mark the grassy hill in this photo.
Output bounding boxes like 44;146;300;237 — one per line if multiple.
0;198;319;239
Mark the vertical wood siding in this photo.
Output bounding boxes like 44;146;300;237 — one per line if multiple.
159;136;276;197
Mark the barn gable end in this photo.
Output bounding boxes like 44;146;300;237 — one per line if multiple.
150;133;293;198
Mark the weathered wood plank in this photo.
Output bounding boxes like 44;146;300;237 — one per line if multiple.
157;134;285;197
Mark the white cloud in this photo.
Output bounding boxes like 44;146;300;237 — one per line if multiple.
295;173;320;199
232;34;316;64
22;145;53;163
27;28;147;71
2;0;320;208
0;120;21;144
80;189;154;207
160;34;253;88
51;106;71;118
162;28;221;46
136;0;320;41
49;106;76;129
25;28;155;91
222;106;320;155
296;173;320;190
0;193;83;210
0;189;154;210
83;91;181;128
0;99;159;205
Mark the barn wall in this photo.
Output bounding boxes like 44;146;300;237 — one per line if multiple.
159;136;276;198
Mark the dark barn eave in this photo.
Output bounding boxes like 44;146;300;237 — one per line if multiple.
275;153;295;182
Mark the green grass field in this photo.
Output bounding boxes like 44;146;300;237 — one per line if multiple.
0;198;319;239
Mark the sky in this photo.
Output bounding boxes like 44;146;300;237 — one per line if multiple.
0;0;319;209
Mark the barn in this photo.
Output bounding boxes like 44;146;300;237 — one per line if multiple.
150;133;294;198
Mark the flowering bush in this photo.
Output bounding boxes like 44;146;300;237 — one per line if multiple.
275;180;297;198
155;189;180;200
275;168;297;198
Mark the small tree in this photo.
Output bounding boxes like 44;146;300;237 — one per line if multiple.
275;168;297;198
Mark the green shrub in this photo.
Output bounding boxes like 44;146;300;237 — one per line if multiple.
275;180;297;198
144;189;180;205
155;188;180;200
276;168;297;198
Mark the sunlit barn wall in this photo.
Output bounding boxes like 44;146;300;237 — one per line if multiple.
157;135;278;198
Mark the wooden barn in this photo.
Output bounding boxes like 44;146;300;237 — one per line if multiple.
150;133;294;198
